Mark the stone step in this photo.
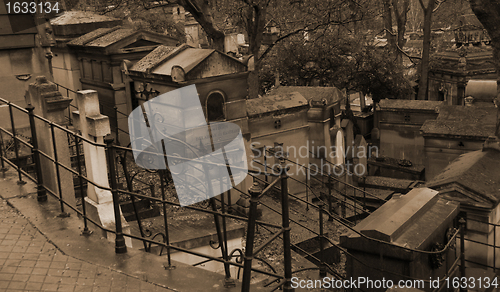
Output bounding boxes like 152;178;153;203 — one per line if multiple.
122;207;161;222
360;176;419;193
291;235;341;267
349;187;394;202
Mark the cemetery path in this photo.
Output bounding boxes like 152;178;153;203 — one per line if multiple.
0;170;248;292
0;196;170;292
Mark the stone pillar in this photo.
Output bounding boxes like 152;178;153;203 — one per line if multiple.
25;76;76;209
72;90;130;246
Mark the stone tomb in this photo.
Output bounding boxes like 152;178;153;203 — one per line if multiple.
340;188;459;292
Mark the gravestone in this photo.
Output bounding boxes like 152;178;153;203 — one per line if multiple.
25;76;76;209
72;90;131;246
353;135;368;177
342;119;355;160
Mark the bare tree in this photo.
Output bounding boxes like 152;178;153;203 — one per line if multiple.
173;0;375;98
416;0;447;100
393;0;410;64
383;0;410;64
469;0;500;136
114;0;379;97
416;0;435;100
177;0;226;51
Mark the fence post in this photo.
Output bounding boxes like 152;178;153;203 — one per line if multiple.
75;136;91;235
113;106;120;146
159;170;174;269
242;182;262;292
305;163;309;211
105;137;127;254
459;217;466;292
280;158;294;292
0;135;7;172
494;224;497;272
26;105;46;202
8;104;25;185
318;201;327;277
327;176;333;221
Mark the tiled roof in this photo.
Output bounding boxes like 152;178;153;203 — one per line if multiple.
50;11;120;25
426;148;500;208
269;86;342;105
378;99;443;111
130;45;179;73
420;105;496;138
152;47;213;75
246;92;309;117
67;27;120;46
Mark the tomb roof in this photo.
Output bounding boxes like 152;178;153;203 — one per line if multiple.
378;99;443;111
129;45;179;73
67;26;178;53
341;187;459;250
420;105;496;138
129;44;247;80
50;11;123;41
426;147;500;209
50;11;120;25
454;14;484;31
246;92;309;117
269;86;342;105
151;46;214;75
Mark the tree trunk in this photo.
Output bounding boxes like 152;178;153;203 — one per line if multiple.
393;0;410;65
469;0;500;137
246;4;267;99
383;0;395;48
178;0;225;51
417;0;435;100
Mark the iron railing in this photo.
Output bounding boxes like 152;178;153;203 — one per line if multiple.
55;82;130;145
0;97;476;292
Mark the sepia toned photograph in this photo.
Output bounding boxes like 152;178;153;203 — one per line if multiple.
0;0;499;291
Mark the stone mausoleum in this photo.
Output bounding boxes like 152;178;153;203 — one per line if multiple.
428;14;495;105
427;138;500;269
341;187;460;292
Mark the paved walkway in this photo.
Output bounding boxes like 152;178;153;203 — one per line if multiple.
0;169;251;292
0;198;168;292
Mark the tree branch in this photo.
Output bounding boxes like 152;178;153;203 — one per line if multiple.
418;0;426;10
378;28;421;64
259;16;369;62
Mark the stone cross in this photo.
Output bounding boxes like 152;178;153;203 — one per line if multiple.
73;90;111;204
73;90;130;246
25;76;76;209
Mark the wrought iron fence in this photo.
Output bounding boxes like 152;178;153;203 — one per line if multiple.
55;82;130;145
0;96;475;292
462;217;500;271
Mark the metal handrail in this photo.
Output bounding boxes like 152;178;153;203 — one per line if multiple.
0;97;473;292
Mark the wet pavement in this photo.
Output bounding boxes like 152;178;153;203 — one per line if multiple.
0;197;167;292
0;169;258;292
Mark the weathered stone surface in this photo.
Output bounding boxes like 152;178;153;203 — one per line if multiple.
246;92;309;118
421;105;496;138
26;76;76;209
75;89;131;247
